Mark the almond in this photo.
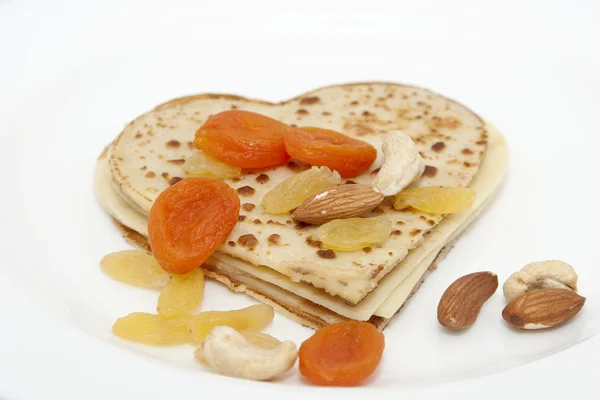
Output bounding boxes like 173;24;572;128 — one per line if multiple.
502;288;586;330
437;271;498;329
291;184;383;225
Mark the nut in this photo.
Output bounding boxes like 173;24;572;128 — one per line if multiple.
372;130;425;196
291;184;384;225
502;288;586;330
201;326;297;381
195;331;281;365
437;271;498;329
503;260;578;302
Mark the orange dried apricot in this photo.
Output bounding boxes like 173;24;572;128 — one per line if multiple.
194;110;291;168
284;127;377;177
148;178;240;275
298;321;385;386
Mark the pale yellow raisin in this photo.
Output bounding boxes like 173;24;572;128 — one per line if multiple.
112;313;192;346
317;215;393;251
182;151;241;180
194;332;281;365
100;250;170;289
157;269;205;316
394;186;475;214
188;304;274;341
261;166;341;214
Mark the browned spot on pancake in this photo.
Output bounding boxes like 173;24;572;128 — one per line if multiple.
167;159;185;165
161;172;169;179
230;104;238;109
392;230;402;236
396;220;405;225
362;110;371;117
419;216;427;221
267;220;285;226
147;187;158;193
370;264;385;278
237;234;258;250
255;174;269;184
300;96;320;105
296;109;309;115
306;236;323;249
238;215;246;222
242;203;255;212
253;219;262;225
227;241;235;247
464;161;474;167
166;139;181;148
447;159;460;165
371;168;380;175
350;100;359;106
158;155;165;161
140;166;147;171
462;148;474;155
290;124;297;127
295;221;311;231
338;280;348;286
317;249;336;259
135;133;143;139
345;180;356;184
423;165;438;177
187;141;194;150
343;120;375;136
140;156;146;160
410;228;422;236
268;234;281;245
237;186;255;196
169;177;183;186
388;252;393;256
428;219;436;226
349;111;356;116
430;116;461;130
231;177;241;183
321;111;331;116
287;159;311;172
145;171;156;178
363;247;372;253
431;142;446;152
371;206;384;215
476;139;487;145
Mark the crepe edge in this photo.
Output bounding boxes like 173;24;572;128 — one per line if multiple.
109;216;458;332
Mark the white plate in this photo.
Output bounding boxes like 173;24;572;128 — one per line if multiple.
1;1;599;399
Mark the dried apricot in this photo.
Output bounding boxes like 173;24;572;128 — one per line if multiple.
298;321;385;386
261;166;341;214
284;127;377;177
194;110;291;168
100;250;170;289
112;313;192;346
148;178;240;275
188;304;274;341
157;269;205;316
394;186;475;214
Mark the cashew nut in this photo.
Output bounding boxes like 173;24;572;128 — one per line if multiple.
372;130;425;196
201;326;297;381
503;260;578;302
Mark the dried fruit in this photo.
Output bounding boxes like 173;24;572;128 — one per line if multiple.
394;186;475;214
112;312;192;346
298;321;385;386
182;151;241;180
100;250;170;289
261;166;341;214
194;110;291;168
195;332;281;365
284;127;377;177
502;288;586;330
503;260;578;302
157;269;205;316
188;304;275;341
316;215;392;251
148;178;240;274
437;272;498;329
372;130;424;196
292;184;383;225
199;326;297;381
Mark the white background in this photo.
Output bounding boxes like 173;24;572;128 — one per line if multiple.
1;0;599;399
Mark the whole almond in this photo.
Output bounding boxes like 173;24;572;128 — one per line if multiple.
291;184;383;224
502;288;586;330
437;271;498;329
